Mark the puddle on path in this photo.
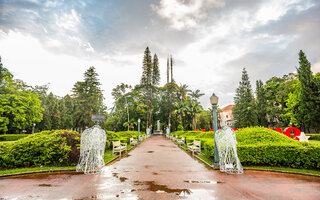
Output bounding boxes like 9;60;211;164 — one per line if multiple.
184;180;222;184
119;177;128;182
147;151;154;153
134;181;191;195
38;183;52;187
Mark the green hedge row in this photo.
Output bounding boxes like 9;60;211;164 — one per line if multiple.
171;127;320;169
0;134;29;141
107;131;146;145
306;134;320;141
0;130;146;169
0;130;80;168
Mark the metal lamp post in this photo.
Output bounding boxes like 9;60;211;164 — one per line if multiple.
32;123;36;134
138;119;141;143
210;93;220;167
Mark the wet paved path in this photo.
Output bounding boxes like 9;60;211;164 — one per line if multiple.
1;136;320;200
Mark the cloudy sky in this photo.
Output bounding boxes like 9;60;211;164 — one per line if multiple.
0;0;319;110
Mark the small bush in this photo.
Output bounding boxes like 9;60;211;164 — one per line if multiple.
0;134;29;141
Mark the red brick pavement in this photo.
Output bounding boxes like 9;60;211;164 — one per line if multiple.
0;136;319;200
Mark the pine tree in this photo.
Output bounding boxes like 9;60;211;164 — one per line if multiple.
255;80;268;126
141;47;153;86
73;66;105;129
296;50;320;132
140;47;154;127
233;68;257;128
152;54;160;86
170;55;174;83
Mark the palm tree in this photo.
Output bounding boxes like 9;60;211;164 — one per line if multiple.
189;89;204;101
177;84;191;100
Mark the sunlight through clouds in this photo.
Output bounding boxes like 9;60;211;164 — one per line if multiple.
151;0;225;30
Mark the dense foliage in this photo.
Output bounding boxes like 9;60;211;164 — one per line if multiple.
0;130;146;169
106;47;207;132
233;51;320;132
0;58;43;133
0;130;80;168
171;127;320;169
0;134;29;141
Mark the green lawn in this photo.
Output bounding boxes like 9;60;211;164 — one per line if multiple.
0;166;76;176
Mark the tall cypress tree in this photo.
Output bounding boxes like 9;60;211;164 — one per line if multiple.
233;68;257;128
297;50;320;131
256;80;268;126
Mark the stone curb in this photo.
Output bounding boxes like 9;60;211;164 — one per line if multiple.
169;137;320;178
0;137;148;178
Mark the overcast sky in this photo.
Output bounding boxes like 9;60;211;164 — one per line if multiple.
0;0;319;110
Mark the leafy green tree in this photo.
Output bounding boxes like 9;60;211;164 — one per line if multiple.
72;66;105;129
255;80;268;126
0;61;43;133
59;95;75;129
233;68;257;128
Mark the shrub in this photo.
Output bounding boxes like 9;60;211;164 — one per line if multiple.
236;127;297;145
171;127;320;169
0;134;29;141
306;134;320;141
0;130;80;169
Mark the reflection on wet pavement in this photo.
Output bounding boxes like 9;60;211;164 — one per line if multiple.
0;136;319;200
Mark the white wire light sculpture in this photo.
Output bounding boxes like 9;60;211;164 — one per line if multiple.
76;115;106;174
216;127;243;174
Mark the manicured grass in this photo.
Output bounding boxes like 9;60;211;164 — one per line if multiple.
197;154;214;165
104;149;118;163
0;166;76;176
244;166;320;176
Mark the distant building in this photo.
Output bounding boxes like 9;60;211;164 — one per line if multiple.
219;105;235;127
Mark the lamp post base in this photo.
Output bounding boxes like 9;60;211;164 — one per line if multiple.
212;162;220;169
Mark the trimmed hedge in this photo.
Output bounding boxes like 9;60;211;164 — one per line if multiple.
306;134;320;141
107;131;146;145
171;127;320;169
0;130;80;168
0;134;29;141
0;130;148;169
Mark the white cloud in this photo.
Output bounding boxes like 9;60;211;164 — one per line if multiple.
0;31;142;109
151;0;225;30
55;9;81;31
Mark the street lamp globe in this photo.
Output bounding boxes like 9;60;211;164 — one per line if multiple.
138;119;141;123
210;93;219;105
